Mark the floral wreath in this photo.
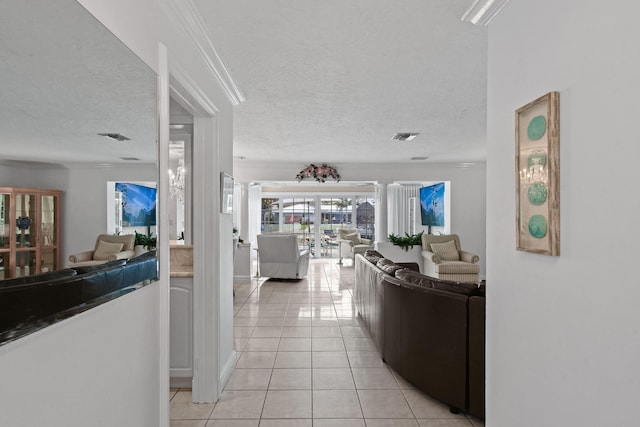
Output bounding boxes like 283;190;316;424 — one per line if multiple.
296;163;340;183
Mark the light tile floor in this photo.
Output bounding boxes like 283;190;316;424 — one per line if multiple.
170;258;485;427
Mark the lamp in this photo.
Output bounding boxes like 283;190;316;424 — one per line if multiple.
461;0;511;26
169;159;185;202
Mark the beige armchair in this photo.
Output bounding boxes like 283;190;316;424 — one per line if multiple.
68;234;136;267
421;234;479;283
336;228;374;264
257;233;310;279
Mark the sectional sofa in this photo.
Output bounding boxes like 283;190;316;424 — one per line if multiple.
0;251;158;345
354;250;485;418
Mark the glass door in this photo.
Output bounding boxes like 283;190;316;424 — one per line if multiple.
0;193;9;279
15;192;37;277
41;194;58;272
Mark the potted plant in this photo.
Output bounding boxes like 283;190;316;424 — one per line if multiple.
387;231;424;251
134;231;156;255
374;231;425;272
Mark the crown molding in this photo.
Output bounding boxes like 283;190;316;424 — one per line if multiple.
162;0;246;106
170;64;220;116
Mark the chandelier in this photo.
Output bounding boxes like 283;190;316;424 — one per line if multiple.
169;159;185;202
519;150;548;186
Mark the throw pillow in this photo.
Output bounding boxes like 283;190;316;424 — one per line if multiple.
343;232;361;245
430;240;460;261
93;240;125;261
376;258;405;276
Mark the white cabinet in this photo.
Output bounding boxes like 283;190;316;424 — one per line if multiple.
233;242;252;281
170;276;193;387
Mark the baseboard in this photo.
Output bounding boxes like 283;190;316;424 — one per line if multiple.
219;350;239;393
170;376;193;388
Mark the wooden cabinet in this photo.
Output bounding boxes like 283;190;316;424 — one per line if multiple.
0;187;62;279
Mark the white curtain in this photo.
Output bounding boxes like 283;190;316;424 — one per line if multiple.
374;183;387;243
232;183;242;231
248;184;262;250
387;184;421;236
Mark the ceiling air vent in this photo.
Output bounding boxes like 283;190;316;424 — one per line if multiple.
392;132;419;141
98;132;130;142
410;156;429;161
120;157;139;161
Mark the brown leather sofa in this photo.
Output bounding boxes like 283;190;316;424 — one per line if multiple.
0;251;158;344
355;251;485;419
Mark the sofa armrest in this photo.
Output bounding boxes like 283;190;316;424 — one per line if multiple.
68;251;93;263
359;238;373;245
459;250;479;263
109;250;136;261
421;250;441;264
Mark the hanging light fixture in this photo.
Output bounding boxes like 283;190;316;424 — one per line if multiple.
169;159;186;202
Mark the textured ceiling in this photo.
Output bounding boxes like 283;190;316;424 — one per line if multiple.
0;1;487;167
0;0;157;165
196;0;488;164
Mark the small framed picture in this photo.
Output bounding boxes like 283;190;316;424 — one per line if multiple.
221;173;234;214
515;91;560;256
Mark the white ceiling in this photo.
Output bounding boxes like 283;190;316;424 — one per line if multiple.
0;1;487;167
0;0;157;165
196;0;488;164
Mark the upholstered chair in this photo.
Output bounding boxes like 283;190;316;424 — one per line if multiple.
336;228;374;264
67;234;136;268
421;234;479;282
257;233;310;279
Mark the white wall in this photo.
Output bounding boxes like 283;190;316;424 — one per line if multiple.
0;162;156;263
0;283;160;427
486;1;640;425
235;160;486;275
80;0;238;404
67;165;156;260
1;0;239;424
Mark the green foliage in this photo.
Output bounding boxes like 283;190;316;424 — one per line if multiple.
387;231;424;251
135;231;156;249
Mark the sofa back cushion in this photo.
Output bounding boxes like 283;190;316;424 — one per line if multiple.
395;268;434;287
363;250;384;264
395;269;481;296
430;279;479;296
376;258;405;276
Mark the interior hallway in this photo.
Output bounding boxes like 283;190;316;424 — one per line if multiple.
170;258;485;426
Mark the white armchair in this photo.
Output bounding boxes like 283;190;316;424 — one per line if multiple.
336;228;374;264
421;234;480;283
257;233;310;279
67;234;136;268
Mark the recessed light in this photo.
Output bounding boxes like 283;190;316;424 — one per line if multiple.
392;132;420;141
98;132;130;142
